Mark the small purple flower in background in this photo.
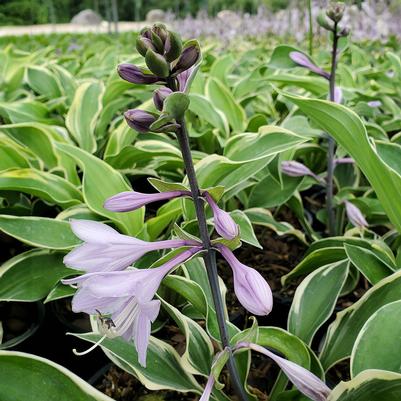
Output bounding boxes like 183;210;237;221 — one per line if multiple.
104;190;190;212
281;160;321;182
334;86;343;104
204;192;239;240
234;342;331;401
124;109;157;133
344;201;368;228
367;100;382;108
63;247;201;366
218;245;272;316
117;63;161;85
64;219;199;272
289;51;330;79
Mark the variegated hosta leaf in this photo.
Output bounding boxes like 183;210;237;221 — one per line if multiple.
288;260;349;345
66;80;104;153
0;215;81;250
0;250;73;302
328;370;401;401
351;300;401;376
56;143;144;236
0;351;114;401
71;333;202;394
320;269;401;370
160;298;214;377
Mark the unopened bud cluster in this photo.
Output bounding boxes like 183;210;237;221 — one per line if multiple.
117;24;201;134
317;2;349;37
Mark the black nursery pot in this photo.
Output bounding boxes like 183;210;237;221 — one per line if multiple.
0;301;45;350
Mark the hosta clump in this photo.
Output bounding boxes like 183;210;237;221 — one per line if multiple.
62;24;330;401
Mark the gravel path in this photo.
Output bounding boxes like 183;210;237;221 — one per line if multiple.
0;22;146;37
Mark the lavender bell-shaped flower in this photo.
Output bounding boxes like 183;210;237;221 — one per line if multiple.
344;201;368;228
204;192;239;240
104;190;190;212
63;247;201;367
124;109;156;133
281;161;321;182
117;63;160;85
235;342;331;401
64;219;199;272
289;51;330;79
218;245;272;316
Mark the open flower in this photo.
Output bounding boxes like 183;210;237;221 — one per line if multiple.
64;219;200;272
218;245;272;316
63;247;202;367
204;192;239;240
104;190;190;212
235;343;331;401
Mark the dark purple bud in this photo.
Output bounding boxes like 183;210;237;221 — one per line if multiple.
140;27;152;39
124;109;157;133
153;87;173;111
152;23;168;43
289;51;330;80
136;37;155;57
117;63;160;85
173;42;201;75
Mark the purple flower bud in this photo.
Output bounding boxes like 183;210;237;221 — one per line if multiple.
204;192;239;240
124;109;156;133
219;245;273;316
334;157;354;166
104;190;189;212
367;100;382;108
136;37;156;57
173;43;201;75
153;87;173;111
344;201;368;228
199;375;215;401
117;63;160;85
235;342;331;401
289;52;330;80
281;161;320;181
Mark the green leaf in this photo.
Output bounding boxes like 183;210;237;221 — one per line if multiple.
320;269;401;370
230;210;262;249
249;174;303;208
328;370;401;401
288;260;349;345
351;300;401;376
206;77;247;132
0;351;114;401
72;333;202;393
268;45;313;69
0;139;30;170
244;208;306;243
26;65;62;99
285;94;401;233
0;250;74;302
0;215;81;250
66;80;104;153
0;168;82;208
344;244;393;285
188;94;229;137
0;123;60;169
224;126;306;162
56;143;143;236
160;298;213;376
